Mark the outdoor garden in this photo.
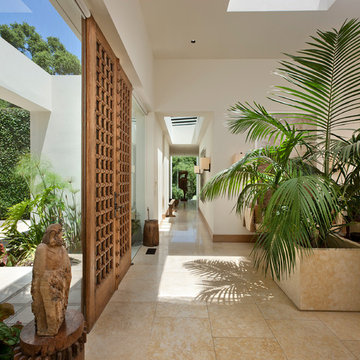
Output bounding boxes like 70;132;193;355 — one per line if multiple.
0;22;81;267
172;156;197;201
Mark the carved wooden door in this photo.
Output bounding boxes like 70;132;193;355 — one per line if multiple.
83;17;132;331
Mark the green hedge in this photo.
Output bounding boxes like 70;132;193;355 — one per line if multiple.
0;107;30;218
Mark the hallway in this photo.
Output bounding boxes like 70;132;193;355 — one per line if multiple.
86;201;360;360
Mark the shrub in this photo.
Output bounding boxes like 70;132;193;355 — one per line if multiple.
0;106;30;219
1;155;81;265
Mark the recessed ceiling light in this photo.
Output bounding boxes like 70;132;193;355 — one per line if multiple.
191;40;196;44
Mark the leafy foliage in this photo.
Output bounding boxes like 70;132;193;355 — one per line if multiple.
172;156;197;200
202;19;360;279
0;22;81;75
0;105;30;218
0;303;22;357
1;155;81;265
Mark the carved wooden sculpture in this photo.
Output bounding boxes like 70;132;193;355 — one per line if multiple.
178;170;188;201
31;224;71;336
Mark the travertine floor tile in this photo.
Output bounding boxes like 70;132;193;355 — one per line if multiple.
123;264;164;280
258;301;318;320
146;317;215;360
111;278;160;302
316;312;360;340
86;333;151;360
156;301;208;318
268;319;355;359
214;337;287;360
208;303;273;338
92;301;156;336
343;341;360;359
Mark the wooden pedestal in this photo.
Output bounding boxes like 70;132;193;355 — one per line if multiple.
143;220;159;246
14;310;86;360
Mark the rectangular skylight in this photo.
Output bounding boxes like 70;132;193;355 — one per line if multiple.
0;0;31;13
171;117;197;127
227;0;336;12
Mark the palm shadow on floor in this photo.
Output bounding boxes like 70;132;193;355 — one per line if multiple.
183;258;278;304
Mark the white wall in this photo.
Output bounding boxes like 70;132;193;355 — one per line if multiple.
133;100;146;227
103;0;154;109
31;76;82;191
144;113;160;220
163;137;170;213
144;112;171;222
198;120;214;233
0;38;51;111
155;59;286;235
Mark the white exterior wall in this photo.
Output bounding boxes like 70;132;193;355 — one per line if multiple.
0;38;51;111
0;39;81;193
31;76;82;191
155;59;286;235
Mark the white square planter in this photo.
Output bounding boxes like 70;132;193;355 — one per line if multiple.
275;237;360;311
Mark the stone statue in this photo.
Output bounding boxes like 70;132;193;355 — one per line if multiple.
31;224;71;336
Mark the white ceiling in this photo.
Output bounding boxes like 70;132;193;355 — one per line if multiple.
139;0;360;59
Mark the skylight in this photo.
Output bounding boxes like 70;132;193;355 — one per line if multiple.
171;117;197;127
227;0;336;12
0;0;31;13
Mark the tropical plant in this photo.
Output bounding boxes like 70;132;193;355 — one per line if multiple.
1;155;81;264
201;19;360;279
0;303;22;359
171;186;183;200
0;103;30;219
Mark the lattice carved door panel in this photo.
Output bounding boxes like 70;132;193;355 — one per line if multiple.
83;17;132;331
115;63;132;288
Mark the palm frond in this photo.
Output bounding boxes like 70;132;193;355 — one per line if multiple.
271;19;360;174
228;102;296;144
253;175;339;279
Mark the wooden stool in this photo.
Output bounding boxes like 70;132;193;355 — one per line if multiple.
14;310;86;360
143;220;159;246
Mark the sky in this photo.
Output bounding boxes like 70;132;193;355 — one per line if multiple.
0;0;81;60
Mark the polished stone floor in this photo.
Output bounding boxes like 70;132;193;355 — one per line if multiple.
86;201;360;360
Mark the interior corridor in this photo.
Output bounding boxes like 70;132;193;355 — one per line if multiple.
86;201;360;360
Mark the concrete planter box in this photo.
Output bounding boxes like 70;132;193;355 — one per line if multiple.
275;236;360;311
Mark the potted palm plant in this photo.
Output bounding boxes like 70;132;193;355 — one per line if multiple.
334;131;360;241
201;19;360;311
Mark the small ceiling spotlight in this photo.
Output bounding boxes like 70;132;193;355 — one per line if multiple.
190;39;196;44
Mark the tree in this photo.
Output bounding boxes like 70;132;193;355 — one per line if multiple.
0;22;81;75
